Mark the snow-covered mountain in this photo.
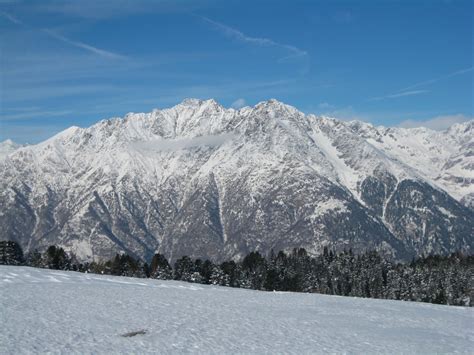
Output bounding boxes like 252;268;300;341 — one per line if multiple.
0;99;472;262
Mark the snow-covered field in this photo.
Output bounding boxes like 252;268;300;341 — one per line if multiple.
1;266;472;354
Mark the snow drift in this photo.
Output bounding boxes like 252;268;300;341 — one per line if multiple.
0;265;472;353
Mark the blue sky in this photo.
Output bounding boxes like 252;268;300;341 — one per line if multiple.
0;0;472;143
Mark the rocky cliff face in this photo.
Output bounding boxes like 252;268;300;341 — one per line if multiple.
0;99;472;262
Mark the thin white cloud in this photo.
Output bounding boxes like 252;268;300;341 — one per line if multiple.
131;133;236;152
399;114;472;131
38;0;202;20
200;16;308;61
368;90;428;102
42;29;126;60
0;10;22;24
231;98;246;109
368;66;472;102
1;109;74;121
400;67;473;92
4;84;122;102
318;102;333;109
3;106;41;112
386;90;428;99
0;11;125;59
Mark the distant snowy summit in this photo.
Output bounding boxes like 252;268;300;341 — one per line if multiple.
0;99;472;262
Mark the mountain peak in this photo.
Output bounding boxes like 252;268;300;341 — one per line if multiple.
447;120;473;134
256;98;292;108
252;99;302;119
178;98;222;109
180;98;204;106
176;98;296;114
0;139;17;146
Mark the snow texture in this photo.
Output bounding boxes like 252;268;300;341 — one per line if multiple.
1;265;472;354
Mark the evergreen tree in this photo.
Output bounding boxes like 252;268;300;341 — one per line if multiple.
25;249;43;268
241;251;267;290
209;263;226;285
0;241;24;265
174;256;195;282
44;245;71;270
150;253;173;279
8;240;472;307
220;260;238;287
199;260;215;284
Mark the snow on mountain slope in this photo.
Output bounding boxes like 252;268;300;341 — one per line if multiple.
0;99;472;262
348;120;474;207
1;265;472;354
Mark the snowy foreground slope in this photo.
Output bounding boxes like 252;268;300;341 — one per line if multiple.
1;266;472;354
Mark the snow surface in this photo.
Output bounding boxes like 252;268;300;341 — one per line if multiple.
1;266;472;354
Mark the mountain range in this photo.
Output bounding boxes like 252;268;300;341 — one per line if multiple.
0;99;472;262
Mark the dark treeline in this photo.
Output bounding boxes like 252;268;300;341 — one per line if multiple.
1;240;472;306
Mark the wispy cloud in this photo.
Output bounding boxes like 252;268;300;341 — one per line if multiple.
399;114;472;131
38;0;202;20
368;66;473;102
0;11;126;59
1;109;74;121
400;67;473;92
231;98;246;109
199;16;308;61
131;133;236;152
385;90;429;99
42;29;126;59
3;84;123;102
0;10;22;24
318;102;333;109
369;90;428;102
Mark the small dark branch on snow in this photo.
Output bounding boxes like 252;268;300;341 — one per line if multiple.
121;329;147;337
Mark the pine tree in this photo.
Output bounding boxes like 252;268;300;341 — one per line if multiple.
241;251;267;290
25;249;43;268
0;241;24;265
220;260;238;287
209;263;226;285
199;260;215;284
150;253;173;279
44;245;71;270
174;256;195;282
